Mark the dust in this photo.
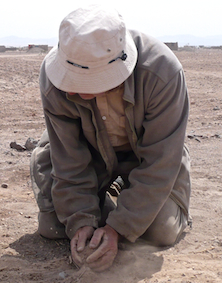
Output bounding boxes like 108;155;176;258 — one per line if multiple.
73;240;164;283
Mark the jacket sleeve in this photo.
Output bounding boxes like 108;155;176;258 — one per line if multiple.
39;64;101;240
106;69;189;242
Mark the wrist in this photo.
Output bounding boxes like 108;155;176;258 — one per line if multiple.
105;224;123;241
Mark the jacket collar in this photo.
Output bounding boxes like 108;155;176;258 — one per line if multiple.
123;73;135;105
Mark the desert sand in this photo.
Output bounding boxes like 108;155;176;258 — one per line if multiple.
0;48;222;282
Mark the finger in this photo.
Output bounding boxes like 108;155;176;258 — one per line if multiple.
89;228;105;249
72;249;83;267
76;235;87;252
70;238;83;267
87;251;117;272
87;239;109;263
77;226;95;251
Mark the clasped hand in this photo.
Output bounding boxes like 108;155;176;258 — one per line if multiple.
70;224;119;272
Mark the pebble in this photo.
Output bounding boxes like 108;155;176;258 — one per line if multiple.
25;137;38;150
58;272;66;279
1;183;8;188
213;106;220;111
10;141;26;151
9;137;38;152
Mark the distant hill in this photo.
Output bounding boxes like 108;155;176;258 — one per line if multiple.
157;34;222;47
0;36;58;47
0;34;222;48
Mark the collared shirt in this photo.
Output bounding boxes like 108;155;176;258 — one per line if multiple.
96;83;131;150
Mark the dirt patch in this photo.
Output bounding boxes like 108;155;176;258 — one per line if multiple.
0;49;222;282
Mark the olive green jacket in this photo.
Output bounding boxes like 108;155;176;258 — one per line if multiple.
39;30;191;242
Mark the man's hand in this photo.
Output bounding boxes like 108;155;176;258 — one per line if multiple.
70;225;95;267
86;224;119;272
70;224;120;272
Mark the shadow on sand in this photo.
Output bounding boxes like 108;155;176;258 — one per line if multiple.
0;232;167;282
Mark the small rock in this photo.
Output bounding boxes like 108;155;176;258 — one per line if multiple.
213;106;220;111
10;141;26;151
59;271;66;279
214;134;221;139
1;183;8;188
25;137;38;150
5;247;19;256
187;135;201;142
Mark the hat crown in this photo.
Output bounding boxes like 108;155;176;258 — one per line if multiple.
59;5;126;67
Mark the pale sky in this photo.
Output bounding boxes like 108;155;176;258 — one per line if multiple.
0;0;221;39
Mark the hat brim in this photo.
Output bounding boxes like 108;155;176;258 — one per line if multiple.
45;31;137;94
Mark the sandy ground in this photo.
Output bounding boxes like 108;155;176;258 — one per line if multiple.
0;48;221;283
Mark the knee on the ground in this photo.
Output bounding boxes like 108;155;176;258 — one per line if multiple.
38;211;68;240
142;217;180;247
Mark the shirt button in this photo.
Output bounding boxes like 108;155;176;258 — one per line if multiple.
102;116;106;120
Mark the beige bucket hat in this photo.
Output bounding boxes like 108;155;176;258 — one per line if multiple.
45;4;138;94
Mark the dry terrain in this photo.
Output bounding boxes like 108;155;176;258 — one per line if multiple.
0;48;221;282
